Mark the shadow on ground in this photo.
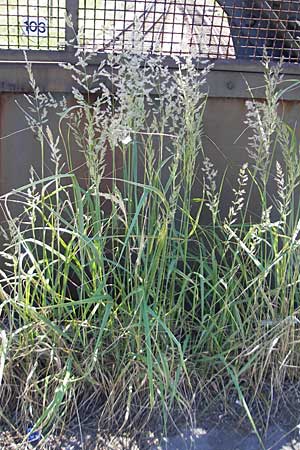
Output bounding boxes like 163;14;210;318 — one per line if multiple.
151;423;300;450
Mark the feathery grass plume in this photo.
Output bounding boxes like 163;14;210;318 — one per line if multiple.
202;156;219;224
245;54;283;193
275;160;289;226
225;162;248;227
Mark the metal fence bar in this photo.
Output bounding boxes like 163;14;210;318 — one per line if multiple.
0;49;69;62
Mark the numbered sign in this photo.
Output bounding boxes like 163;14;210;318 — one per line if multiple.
22;17;48;37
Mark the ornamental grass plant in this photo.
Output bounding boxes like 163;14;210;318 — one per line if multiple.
0;31;300;448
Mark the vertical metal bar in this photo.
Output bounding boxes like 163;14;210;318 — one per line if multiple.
160;0;169;52
6;0;10;49
189;0;198;50
142;0;147;52
112;0;117;47
147;2;157;51
123;0;129;50
26;0;29;49
92;0;97;50
219;2;226;58
286;0;293;61
16;0;20;48
170;0;177;54
131;0;136;47
37;0;40;49
82;0;85;47
57;0;59;48
66;0;79;55
47;0;50;49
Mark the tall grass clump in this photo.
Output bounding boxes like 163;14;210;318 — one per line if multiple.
1;28;300;447
190;57;300;429
0;32;212;444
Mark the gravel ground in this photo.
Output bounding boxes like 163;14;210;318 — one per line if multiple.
1;421;300;450
2;384;300;450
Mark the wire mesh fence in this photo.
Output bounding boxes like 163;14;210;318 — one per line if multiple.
0;0;66;49
79;0;300;62
0;0;300;62
79;1;235;58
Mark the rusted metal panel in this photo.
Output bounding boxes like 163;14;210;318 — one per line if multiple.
0;62;74;92
0;93;299;194
0;60;299;101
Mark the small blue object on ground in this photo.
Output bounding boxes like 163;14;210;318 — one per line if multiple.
26;426;41;444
